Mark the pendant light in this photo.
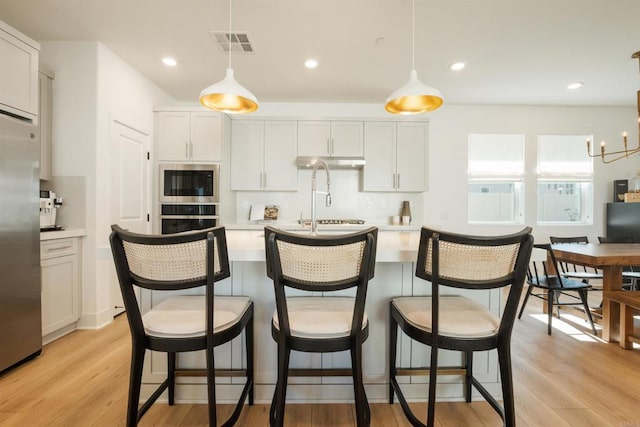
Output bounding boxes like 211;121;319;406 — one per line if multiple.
199;0;258;113
385;0;443;114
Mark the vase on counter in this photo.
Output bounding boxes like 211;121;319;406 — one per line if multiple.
401;201;412;225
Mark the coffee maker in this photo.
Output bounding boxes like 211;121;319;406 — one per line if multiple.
39;190;63;231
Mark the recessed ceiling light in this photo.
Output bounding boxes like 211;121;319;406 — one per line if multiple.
567;81;583;90
450;62;465;71
304;59;318;69
162;57;177;67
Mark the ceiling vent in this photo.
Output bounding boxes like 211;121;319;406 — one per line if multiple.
210;31;255;53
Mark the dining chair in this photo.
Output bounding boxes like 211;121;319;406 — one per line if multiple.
389;226;533;427
518;244;597;335
549;236;603;284
598;236;640;290
264;226;378;427
110;225;254;427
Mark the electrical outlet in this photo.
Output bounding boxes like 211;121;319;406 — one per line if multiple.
367;201;373;209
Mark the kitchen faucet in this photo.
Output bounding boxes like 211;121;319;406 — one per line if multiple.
310;159;331;235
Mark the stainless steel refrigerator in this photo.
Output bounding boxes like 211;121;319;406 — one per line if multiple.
0;111;42;372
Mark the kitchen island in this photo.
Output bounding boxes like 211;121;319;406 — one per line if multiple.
138;228;503;405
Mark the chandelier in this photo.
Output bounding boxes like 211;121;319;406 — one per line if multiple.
587;51;640;163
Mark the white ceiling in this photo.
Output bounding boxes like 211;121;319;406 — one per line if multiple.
2;0;640;108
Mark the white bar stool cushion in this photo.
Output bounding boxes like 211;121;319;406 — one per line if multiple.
272;296;368;339
392;295;499;338
142;295;250;338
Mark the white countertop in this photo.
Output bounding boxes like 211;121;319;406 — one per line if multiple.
226;229;420;263
40;228;86;241
224;222;420;232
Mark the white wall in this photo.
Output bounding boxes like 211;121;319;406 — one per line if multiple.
41;41;176;329
426;103;640;243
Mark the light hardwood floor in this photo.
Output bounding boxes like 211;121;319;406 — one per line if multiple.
1;298;640;426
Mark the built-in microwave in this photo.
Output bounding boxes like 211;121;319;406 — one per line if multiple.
159;163;220;204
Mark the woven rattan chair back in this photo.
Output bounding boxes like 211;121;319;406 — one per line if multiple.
122;237;224;286
265;226;377;292
418;238;522;288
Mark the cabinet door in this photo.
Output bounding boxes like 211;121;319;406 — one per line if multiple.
297;121;331;156
396;122;428;192
190;112;222;161
231;120;264;190
264;121;298;191
331;121;363;157
39;72;53;181
362;122;396;191
0;28;38;117
156;112;190;161
41;254;79;336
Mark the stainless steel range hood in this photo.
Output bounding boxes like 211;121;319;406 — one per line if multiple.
296;156;366;169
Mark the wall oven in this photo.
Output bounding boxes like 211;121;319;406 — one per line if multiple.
159;164;220;234
160;204;218;234
159;163;219;203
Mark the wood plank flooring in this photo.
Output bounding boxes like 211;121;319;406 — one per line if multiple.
1;298;640;426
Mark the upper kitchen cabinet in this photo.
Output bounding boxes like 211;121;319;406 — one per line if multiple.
298;120;363;157
156;110;222;162
363;121;428;192
39;70;53;181
0;21;39;120
231;120;297;191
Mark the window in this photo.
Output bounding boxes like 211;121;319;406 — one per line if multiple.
537;135;593;224
468;134;524;223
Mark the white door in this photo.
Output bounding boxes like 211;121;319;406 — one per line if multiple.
109;119;150;315
230;120;264;190
190;112;222;161
264;121;298;191
331;121;363;157
156;111;190;161
396;122;428;192
363;121;396;191
297;120;331;156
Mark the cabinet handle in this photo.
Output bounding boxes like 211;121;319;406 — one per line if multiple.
190;142;194;159
393;173;396;188
46;244;72;252
397;173;400;189
185;141;189;158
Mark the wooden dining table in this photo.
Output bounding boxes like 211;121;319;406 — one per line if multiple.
551;242;640;342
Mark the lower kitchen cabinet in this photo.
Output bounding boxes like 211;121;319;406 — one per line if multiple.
41;237;81;343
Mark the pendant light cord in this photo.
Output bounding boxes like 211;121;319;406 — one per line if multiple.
228;0;232;69
411;0;415;70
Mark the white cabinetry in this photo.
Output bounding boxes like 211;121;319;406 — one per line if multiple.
363;121;428;192
41;237;81;342
231;120;298;191
156;111;222;162
39;70;53;181
0;21;39;119
298;120;363;157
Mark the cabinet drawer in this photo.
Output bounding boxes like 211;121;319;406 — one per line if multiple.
41;238;77;260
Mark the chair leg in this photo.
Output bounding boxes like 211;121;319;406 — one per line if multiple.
351;340;370;427
206;343;217;427
388;307;398;404
497;343;516;427
517;285;533;319
270;340;290;427
464;351;473;403
246;316;255;406
126;343;145;427
547;290;554;335
578;290;597;335
167;352;176;405
427;344;438;427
